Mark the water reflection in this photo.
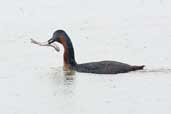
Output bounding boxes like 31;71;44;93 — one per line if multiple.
48;67;76;96
64;75;75;85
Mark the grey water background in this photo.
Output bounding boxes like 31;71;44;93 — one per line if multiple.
0;0;171;114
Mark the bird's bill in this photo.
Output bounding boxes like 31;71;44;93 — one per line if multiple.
48;37;55;44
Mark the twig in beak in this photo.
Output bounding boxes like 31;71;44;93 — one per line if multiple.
31;38;60;52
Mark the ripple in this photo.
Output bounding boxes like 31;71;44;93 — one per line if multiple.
139;68;171;73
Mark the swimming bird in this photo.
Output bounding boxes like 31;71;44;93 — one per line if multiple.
48;30;144;74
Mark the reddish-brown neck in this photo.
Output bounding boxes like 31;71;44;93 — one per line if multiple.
59;38;69;69
58;35;77;71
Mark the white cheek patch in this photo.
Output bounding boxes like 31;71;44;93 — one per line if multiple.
31;38;60;52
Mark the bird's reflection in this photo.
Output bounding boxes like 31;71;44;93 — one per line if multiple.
63;75;75;95
64;75;75;84
49;67;76;96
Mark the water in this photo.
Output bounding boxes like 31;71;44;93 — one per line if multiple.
1;0;171;114
1;65;171;114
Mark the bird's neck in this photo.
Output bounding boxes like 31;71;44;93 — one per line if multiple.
60;36;77;70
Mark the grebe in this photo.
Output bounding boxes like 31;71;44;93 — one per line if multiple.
48;30;144;74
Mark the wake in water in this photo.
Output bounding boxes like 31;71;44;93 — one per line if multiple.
139;68;171;73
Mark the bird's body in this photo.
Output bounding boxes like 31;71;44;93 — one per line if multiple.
75;61;144;74
48;30;144;74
